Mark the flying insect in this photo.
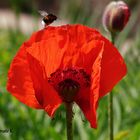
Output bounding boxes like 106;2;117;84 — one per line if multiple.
39;10;57;26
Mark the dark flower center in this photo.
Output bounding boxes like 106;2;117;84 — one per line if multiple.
48;67;90;103
57;79;80;102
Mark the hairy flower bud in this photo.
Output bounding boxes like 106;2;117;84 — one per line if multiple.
102;1;130;33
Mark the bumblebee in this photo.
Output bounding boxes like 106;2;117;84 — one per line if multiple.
39;11;57;26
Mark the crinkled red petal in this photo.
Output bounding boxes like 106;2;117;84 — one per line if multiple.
27;53;62;117
75;43;104;128
26;25;103;75
75;37;127;128
7;44;42;109
99;39;127;97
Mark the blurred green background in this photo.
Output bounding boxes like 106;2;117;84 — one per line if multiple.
0;0;140;140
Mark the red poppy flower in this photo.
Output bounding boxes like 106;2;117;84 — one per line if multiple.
7;24;127;128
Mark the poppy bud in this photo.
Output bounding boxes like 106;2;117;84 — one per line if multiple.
102;1;130;33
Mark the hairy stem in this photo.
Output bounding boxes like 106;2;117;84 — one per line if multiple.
108;32;116;140
65;102;73;140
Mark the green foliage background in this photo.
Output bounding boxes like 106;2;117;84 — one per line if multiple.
0;0;140;140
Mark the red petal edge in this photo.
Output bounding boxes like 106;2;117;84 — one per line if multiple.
7;44;42;109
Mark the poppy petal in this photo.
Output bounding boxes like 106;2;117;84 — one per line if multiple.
75;88;92;126
59;25;104;72
26;25;104;75
27;53;62;117
7;44;42;109
75;44;104;128
99;39;127;97
74;40;105;73
90;44;104;128
26;38;68;77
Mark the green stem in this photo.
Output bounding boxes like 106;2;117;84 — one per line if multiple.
108;32;116;140
65;102;73;140
108;91;114;140
111;32;116;44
